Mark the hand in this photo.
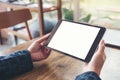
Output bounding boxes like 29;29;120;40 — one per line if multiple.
28;33;51;62
82;40;106;75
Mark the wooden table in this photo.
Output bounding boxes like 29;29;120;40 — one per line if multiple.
0;1;38;12
0;1;60;13
1;38;120;80
1;38;83;80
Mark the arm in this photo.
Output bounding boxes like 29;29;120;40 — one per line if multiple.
75;40;106;80
75;71;101;80
0;50;33;79
0;33;51;79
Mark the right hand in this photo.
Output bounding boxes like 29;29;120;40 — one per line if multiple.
82;40;106;75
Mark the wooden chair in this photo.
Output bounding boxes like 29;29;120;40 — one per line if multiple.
38;0;62;36
0;9;32;44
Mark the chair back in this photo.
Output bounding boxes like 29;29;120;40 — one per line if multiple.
0;9;32;29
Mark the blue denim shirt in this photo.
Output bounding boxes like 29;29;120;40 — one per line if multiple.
75;71;101;80
0;50;101;80
0;50;33;79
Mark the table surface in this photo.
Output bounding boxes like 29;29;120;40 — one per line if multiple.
1;38;120;80
0;1;59;12
1;38;84;80
0;1;38;12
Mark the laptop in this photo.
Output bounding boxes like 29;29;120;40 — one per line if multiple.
103;29;120;49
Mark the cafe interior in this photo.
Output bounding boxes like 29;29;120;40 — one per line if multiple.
0;0;120;80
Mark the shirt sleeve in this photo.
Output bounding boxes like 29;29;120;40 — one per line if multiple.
0;50;33;79
75;71;101;80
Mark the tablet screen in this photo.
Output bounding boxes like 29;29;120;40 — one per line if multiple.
46;20;106;62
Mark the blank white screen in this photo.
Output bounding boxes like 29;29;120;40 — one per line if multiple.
48;21;100;60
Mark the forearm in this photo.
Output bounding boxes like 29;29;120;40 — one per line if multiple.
75;71;101;80
0;50;33;79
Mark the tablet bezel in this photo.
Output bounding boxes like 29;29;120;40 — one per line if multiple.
45;20;106;63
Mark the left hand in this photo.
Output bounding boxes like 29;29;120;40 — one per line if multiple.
28;33;51;62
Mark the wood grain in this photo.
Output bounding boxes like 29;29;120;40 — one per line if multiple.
1;38;83;80
1;37;120;80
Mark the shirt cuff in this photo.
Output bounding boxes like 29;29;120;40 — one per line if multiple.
75;71;101;80
0;50;33;79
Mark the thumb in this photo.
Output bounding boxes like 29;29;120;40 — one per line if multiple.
97;40;105;54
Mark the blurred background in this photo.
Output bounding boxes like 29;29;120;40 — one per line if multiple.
0;0;120;53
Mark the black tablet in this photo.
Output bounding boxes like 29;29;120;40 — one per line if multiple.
45;20;106;62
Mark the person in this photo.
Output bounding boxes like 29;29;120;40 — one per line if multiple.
0;33;106;80
75;39;106;80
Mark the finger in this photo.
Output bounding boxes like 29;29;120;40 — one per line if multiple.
36;33;51;43
40;40;47;46
46;48;51;54
42;48;51;59
45;48;51;55
97;40;105;53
